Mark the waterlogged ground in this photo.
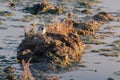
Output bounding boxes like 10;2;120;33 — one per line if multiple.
0;0;120;80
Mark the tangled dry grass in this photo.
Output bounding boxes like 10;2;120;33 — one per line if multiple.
20;58;35;80
23;14;75;37
48;18;75;36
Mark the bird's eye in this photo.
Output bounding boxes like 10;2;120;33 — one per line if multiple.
41;27;43;30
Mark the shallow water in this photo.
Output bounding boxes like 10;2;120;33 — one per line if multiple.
0;0;120;80
62;0;120;80
99;0;120;12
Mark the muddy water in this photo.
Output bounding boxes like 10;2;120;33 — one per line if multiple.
0;0;120;80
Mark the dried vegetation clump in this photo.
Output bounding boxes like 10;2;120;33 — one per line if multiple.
93;12;114;22
23;0;65;14
73;11;114;35
75;20;101;35
17;17;85;69
47;18;74;36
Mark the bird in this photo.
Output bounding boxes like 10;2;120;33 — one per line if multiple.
37;16;46;35
37;25;46;35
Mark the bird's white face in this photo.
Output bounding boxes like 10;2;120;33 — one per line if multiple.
37;25;44;34
38;24;44;31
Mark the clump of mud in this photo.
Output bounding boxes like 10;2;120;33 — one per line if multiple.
22;0;65;14
17;18;85;69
